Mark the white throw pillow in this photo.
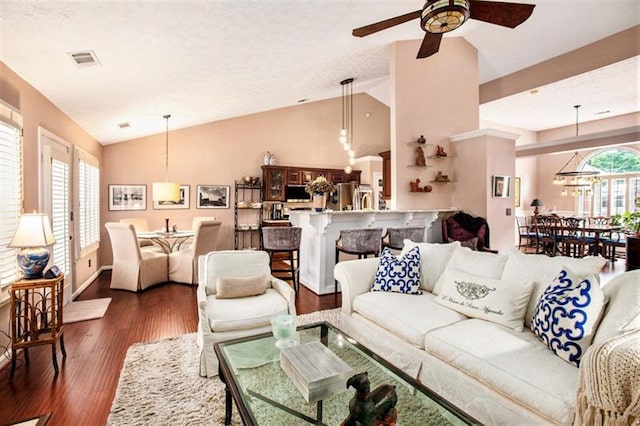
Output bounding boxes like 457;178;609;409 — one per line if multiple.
432;247;508;295
371;247;422;295
530;268;607;367
401;240;460;292
435;268;535;331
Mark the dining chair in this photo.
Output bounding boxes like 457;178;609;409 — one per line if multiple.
560;217;589;258
532;215;563;257
119;217;158;249
105;222;169;292
169;220;221;284
516;216;536;249
191;216;216;230
588;216;614;257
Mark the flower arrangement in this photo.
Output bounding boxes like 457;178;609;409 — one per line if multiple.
305;176;335;195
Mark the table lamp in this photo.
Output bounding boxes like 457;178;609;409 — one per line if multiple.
530;199;543;216
8;213;56;279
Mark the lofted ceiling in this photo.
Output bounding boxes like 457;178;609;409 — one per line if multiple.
0;0;638;145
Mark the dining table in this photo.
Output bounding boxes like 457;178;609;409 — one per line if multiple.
533;216;623;257
137;230;195;254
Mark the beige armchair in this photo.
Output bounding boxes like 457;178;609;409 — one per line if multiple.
196;250;297;377
169;219;221;284
105;222;168;292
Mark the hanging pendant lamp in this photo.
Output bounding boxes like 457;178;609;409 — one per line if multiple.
152;114;180;202
339;78;355;174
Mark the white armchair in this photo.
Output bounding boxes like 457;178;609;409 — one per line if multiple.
105;222;168;292
196;250;297;377
169;219;221;284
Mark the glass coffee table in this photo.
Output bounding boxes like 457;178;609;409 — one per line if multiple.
214;322;478;425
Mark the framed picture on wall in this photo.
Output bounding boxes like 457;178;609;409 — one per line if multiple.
492;176;511;198
514;177;521;207
108;184;147;211
153;185;190;210
196;185;230;209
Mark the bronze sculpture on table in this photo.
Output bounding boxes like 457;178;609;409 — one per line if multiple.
342;371;398;426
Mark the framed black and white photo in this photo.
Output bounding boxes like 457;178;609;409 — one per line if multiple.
108;184;147;211
153;185;190;210
492;176;511;198
196;185;230;209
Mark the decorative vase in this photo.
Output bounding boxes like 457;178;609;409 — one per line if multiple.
313;192;327;212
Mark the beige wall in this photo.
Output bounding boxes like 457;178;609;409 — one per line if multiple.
0;61;103;353
390;37;479;211
100;94;390;265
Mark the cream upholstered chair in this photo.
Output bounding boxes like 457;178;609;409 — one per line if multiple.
169;219;221;284
196;250;296;377
105;222;168;292
119;217;156;249
191;216;216;230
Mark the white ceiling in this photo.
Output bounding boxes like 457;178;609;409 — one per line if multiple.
1;0;638;144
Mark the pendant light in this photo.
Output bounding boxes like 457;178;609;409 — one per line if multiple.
552;105;599;197
152;114;180;202
339;78;355;174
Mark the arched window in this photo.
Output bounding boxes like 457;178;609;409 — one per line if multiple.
578;147;640;216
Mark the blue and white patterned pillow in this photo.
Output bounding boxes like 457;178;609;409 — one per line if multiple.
531;268;606;367
371;247;422;294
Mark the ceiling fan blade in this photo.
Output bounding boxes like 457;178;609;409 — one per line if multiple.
469;0;535;28
417;32;442;59
352;10;422;37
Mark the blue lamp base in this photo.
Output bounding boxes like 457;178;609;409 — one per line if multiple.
17;247;50;279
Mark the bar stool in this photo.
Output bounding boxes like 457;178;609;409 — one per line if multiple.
335;228;383;293
381;226;426;250
262;227;302;294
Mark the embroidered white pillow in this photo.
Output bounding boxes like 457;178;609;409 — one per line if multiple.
433;247;508;295
371;246;422;295
435;268;535;331
531;269;607;367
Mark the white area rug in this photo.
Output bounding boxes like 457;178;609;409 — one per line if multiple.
64;298;111;324
108;309;341;425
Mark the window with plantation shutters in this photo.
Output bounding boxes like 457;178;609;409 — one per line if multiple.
0;108;23;289
75;148;100;257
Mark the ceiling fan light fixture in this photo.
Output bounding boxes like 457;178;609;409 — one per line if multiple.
422;0;470;34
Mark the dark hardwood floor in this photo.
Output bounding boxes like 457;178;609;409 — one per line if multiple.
0;255;626;425
0;270;340;426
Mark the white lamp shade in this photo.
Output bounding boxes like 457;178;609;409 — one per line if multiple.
152;181;181;202
9;213;56;248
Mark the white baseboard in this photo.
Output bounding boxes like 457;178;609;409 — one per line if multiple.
71;265;112;300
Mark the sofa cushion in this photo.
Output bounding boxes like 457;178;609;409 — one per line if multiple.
432;247;508;295
352;291;466;349
593;270;640;345
207;288;288;332
371;247;422;294
531;269;607;367
501;249;606;328
435;269;535;331
400;240;460;292
424;319;579;422
216;274;269;299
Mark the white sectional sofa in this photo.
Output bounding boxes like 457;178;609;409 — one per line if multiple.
334;241;640;425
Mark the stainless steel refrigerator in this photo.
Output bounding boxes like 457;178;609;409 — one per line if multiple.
328;182;356;211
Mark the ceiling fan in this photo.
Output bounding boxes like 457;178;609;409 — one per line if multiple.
353;0;535;59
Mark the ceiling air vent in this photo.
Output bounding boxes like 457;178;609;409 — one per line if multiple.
68;50;101;67
118;122;130;129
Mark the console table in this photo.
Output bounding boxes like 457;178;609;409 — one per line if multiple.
9;274;66;380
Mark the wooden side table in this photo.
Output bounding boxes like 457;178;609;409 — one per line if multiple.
9;274;66;380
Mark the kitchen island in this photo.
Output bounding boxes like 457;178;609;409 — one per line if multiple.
288;209;455;295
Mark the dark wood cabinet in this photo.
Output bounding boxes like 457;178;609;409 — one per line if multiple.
286;170;304;185
379;150;391;200
262;166;361;201
627;235;640;271
263;167;285;201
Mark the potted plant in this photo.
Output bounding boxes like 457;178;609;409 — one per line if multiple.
305;176;335;212
611;210;640;236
